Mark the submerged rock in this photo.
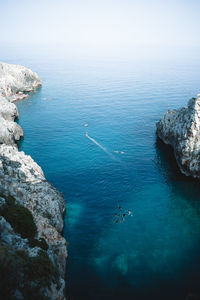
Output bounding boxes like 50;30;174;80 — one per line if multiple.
0;63;67;299
156;94;200;178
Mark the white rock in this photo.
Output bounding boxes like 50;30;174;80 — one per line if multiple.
0;62;67;300
156;94;200;178
0;62;42;102
0;95;18;120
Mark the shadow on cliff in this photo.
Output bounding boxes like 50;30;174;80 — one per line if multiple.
0;153;66;299
153;137;200;300
154;137;200;199
0;153;65;226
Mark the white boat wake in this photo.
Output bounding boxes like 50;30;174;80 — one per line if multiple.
86;132;117;161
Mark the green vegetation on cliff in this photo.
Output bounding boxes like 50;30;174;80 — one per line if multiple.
0;195;58;299
0;244;60;300
0;195;48;250
0;195;37;239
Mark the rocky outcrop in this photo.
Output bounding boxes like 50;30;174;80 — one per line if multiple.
0;62;42;102
0;95;23;145
0;63;67;299
156;94;200;178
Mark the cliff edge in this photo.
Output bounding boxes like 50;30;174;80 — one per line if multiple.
0;62;67;300
156;94;200;178
0;62;42;102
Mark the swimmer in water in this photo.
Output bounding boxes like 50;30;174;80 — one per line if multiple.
127;210;133;216
120;217;125;223
118;206;122;210
85;132;88;137
114;213;120;223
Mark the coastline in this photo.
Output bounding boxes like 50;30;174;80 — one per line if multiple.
0;62;67;299
156;94;200;179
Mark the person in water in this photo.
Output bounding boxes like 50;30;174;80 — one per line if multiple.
114;213;120;223
120;217;125;223
117;214;125;223
127;210;133;216
114;206;133;223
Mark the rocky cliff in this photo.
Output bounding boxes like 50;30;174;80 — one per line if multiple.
156;94;200;178
0;62;67;300
0;62;42;102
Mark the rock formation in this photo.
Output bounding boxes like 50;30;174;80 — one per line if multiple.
0;95;23;145
156;94;200;178
0;62;42;102
0;63;67;300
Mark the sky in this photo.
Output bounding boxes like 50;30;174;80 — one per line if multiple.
0;0;200;59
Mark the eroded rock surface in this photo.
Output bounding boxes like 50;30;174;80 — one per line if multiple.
0;63;67;300
0;95;23;145
0;62;42;102
156;94;200;178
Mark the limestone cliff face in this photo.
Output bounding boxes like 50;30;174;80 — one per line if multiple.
0;95;23;145
0;63;67;300
0;62;42;102
156;94;200;178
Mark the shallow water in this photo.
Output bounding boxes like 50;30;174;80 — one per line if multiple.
3;53;200;299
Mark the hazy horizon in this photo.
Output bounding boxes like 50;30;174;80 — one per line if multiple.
1;0;200;61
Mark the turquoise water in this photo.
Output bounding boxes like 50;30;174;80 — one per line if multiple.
3;53;200;299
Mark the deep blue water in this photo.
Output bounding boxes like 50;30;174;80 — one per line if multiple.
2;53;200;299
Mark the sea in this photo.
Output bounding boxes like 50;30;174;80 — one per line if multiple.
2;49;200;299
